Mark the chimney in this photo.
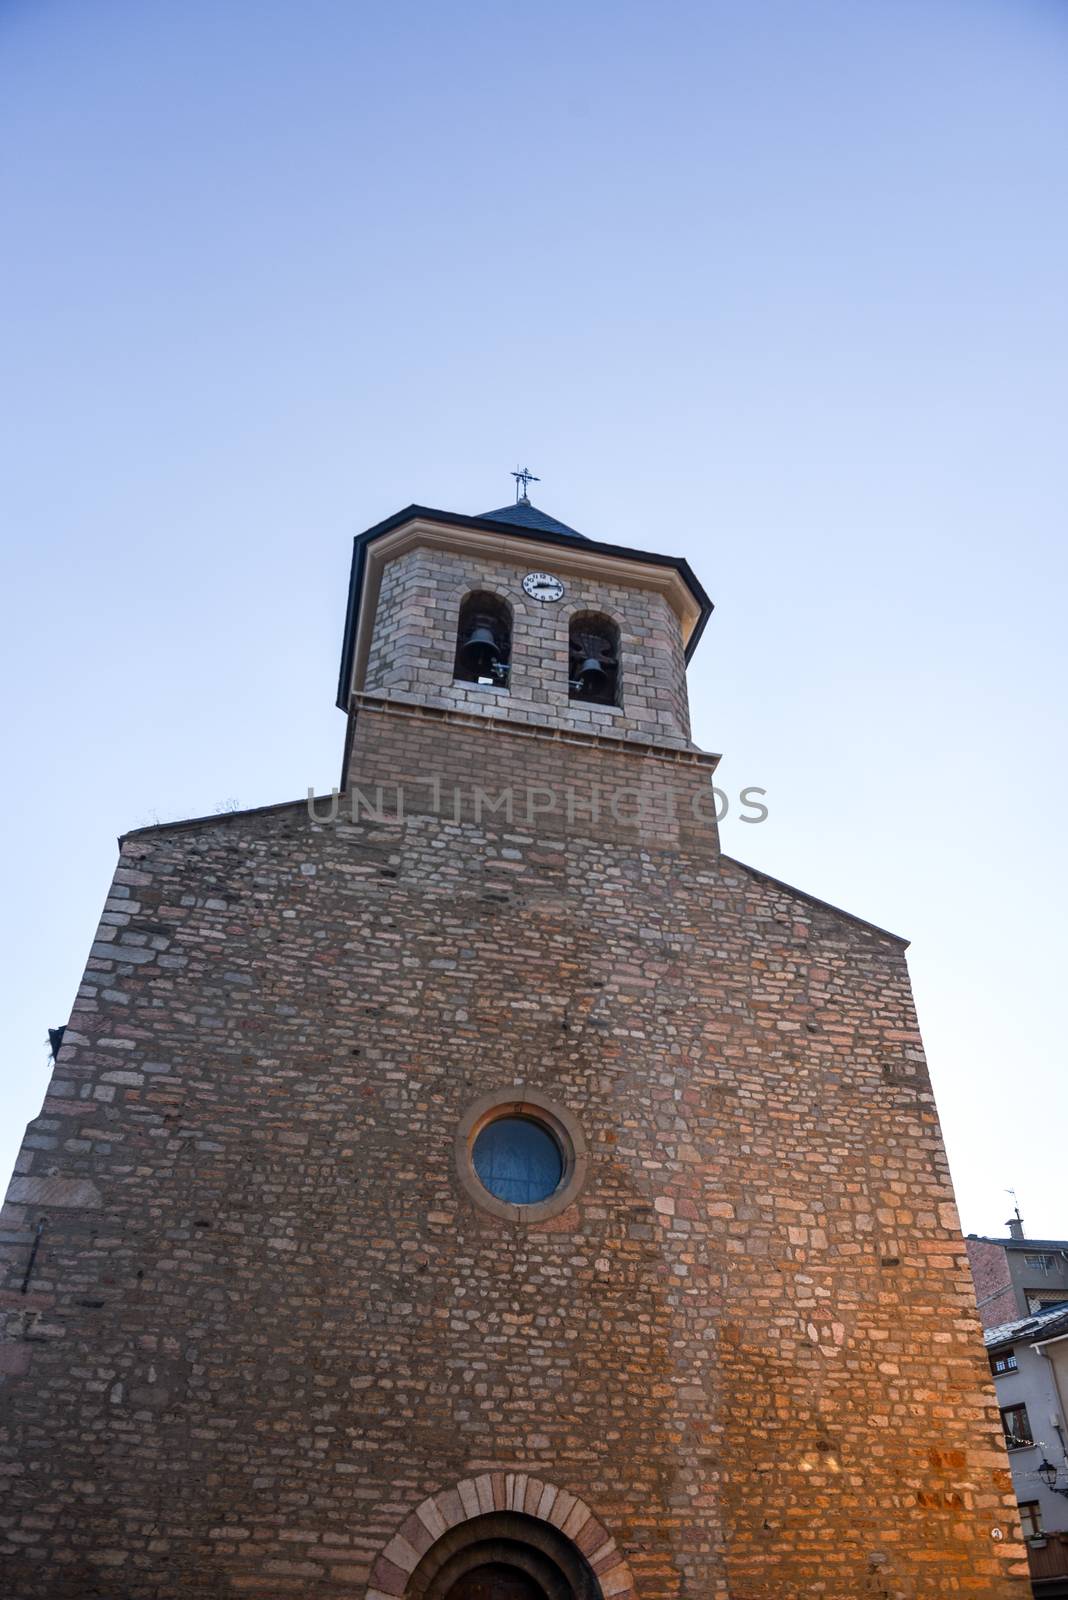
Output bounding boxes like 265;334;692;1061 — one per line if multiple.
1007;1215;1025;1241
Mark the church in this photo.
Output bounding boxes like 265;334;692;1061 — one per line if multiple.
0;488;1026;1596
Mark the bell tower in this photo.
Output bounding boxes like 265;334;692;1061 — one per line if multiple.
338;497;710;748
335;494;717;846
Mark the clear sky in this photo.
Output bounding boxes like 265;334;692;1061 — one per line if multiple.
2;0;1066;1240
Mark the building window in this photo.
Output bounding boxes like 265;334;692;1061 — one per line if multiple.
455;1090;588;1223
472;1116;563;1206
990;1347;1018;1376
1027;1290;1068;1314
1019;1501;1043;1540
454;591;511;687
1001;1403;1034;1451
1025;1253;1056;1274
568;613;620;706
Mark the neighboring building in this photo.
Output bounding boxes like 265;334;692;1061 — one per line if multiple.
968;1218;1068;1330
0;493;1027;1597
987;1306;1068;1598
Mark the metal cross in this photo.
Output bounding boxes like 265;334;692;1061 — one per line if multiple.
512;465;540;504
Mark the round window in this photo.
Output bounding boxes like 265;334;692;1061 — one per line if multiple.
472;1115;564;1206
456;1091;588;1222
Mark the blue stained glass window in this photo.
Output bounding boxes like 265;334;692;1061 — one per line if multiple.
472;1116;564;1206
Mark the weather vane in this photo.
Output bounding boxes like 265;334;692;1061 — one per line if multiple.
512;465;540;504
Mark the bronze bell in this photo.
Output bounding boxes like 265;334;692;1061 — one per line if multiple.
457;622;502;680
574;655;611;696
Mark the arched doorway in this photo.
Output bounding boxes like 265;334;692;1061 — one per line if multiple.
443;1561;548;1599
368;1474;636;1600
410;1512;602;1600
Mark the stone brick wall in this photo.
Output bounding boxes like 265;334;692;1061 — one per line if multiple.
966;1238;1020;1330
362;544;693;747
0;700;1027;1597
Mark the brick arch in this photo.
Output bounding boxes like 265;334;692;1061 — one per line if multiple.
558;597;623;628
443;574;515;606
368;1474;636;1599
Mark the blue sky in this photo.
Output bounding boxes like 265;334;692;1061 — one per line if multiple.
2;0;1066;1238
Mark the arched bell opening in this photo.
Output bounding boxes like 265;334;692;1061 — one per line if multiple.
568;613;620;707
408;1511;604;1600
454;591;512;688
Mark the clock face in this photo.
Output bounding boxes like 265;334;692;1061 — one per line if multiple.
522;571;565;603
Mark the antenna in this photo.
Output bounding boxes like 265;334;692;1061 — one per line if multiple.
1005;1188;1025;1239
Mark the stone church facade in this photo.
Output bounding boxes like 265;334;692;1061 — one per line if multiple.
0;497;1026;1596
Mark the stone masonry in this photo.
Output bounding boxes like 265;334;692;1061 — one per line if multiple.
0;503;1027;1597
966;1238;1021;1333
363;543;692;745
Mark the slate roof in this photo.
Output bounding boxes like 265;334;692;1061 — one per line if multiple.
477;501;589;540
967;1234;1068;1250
984;1303;1068;1350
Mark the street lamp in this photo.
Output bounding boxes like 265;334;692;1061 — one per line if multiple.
1037;1459;1068;1498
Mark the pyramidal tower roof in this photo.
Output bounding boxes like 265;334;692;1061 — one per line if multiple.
476;500;589;541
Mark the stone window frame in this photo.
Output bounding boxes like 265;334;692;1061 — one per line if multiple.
455;1088;588;1223
452;587;515;691
567;608;623;709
